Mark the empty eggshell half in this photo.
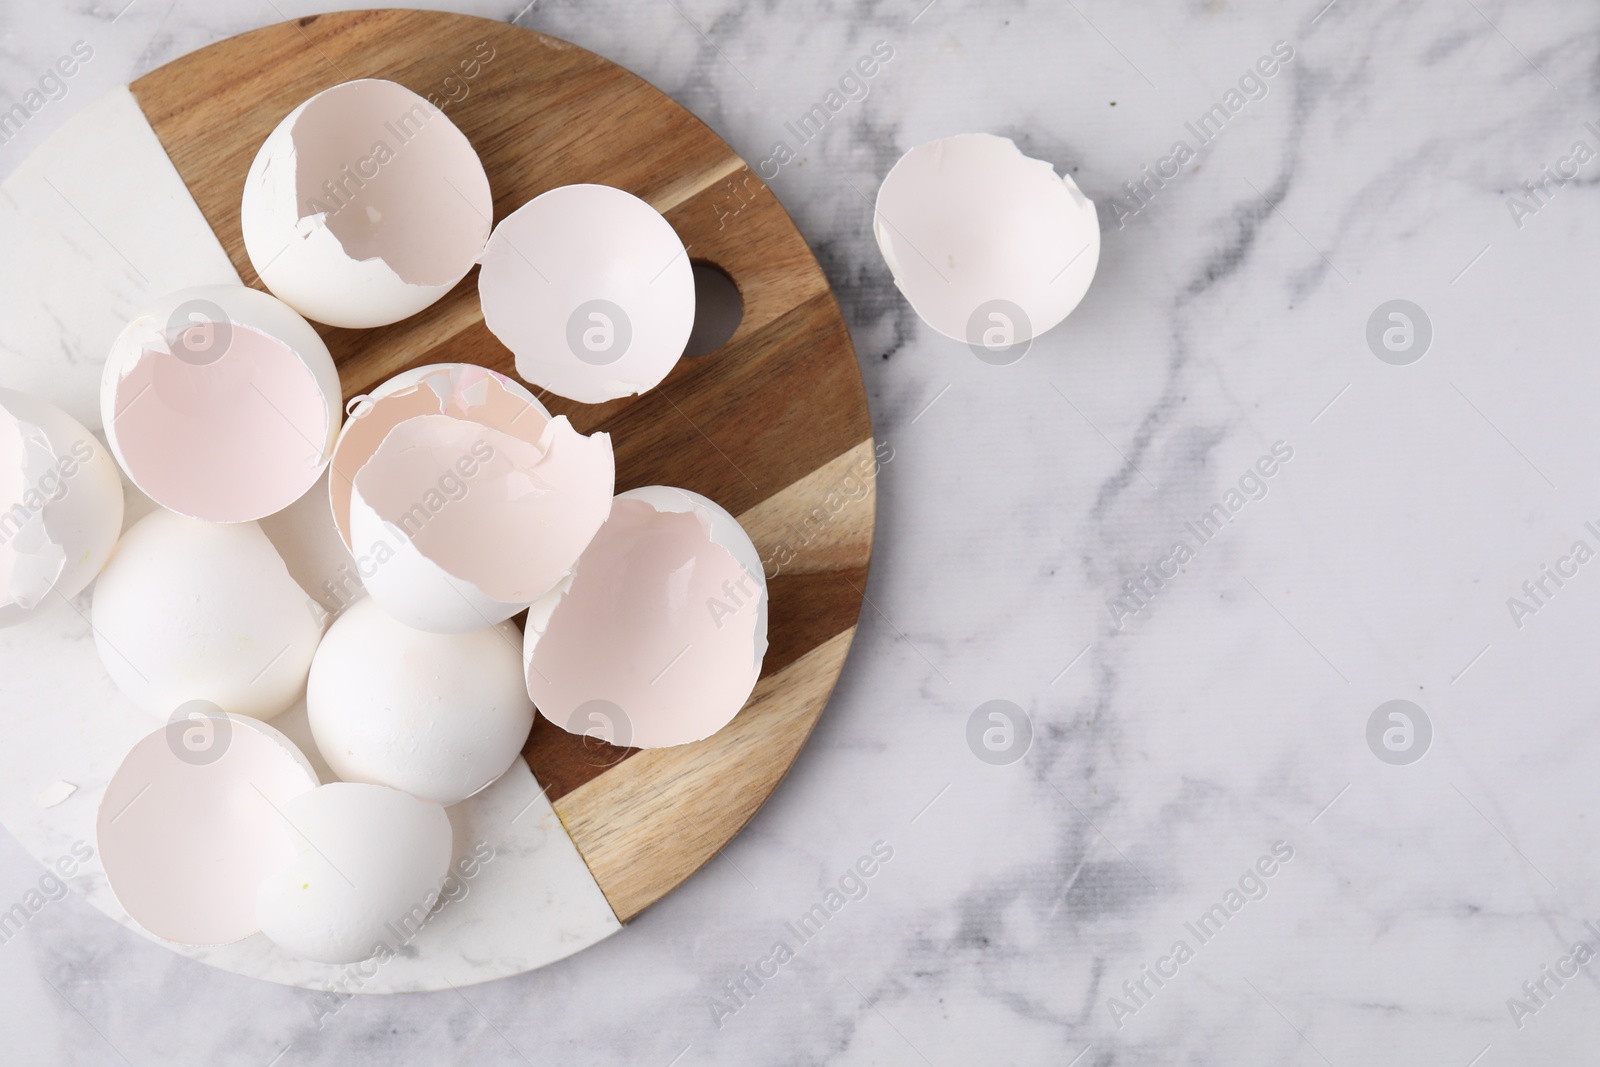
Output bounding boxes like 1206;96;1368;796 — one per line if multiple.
873;133;1101;347
329;363;614;633
241;78;493;328
524;485;768;749
307;596;534;806
91;508;324;721
478;183;695;404
97;711;319;946
0;388;124;627
255;782;453;964
100;285;340;524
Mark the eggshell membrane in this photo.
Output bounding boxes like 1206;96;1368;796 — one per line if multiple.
358;413;613;604
328;364;548;547
478;183;695;404
255;782;453;964
332;364;614;633
0;388;123;626
621;485;770;662
307;596;533;806
91;509;324;721
97;714;319;946
525;486;768;749
100;285;340;524
873;133;1101;344
241;79;492;328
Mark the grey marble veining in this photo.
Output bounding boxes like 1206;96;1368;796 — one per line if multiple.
4;0;1600;1064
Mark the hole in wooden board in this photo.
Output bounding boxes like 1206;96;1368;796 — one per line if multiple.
682;260;743;356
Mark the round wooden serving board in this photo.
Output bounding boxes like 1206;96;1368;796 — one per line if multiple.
127;10;874;925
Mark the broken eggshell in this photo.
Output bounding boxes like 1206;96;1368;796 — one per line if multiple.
307;595;534;806
329;363;614;634
99;284;340;524
0;387;124;627
254;782;453;964
91;508;324;721
524;485;768;750
478;183;695;404
873;133;1101;349
97;711;319;946
241;78;493;329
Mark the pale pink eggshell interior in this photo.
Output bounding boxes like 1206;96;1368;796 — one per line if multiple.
353;411;614;605
328;365;547;547
110;323;330;523
97;715;319;946
527;497;763;748
291;79;489;288
477;183;695;404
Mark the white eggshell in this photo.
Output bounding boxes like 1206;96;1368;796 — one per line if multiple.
257;466;362;618
97;712;319;946
307;596;533;805
328;363;614;634
524;485;767;749
255;782;453;964
345;486;526;633
479;184;695;404
100;284;340;524
0;388;124;627
241;79;492;328
91;508;323;720
874;132;1101;346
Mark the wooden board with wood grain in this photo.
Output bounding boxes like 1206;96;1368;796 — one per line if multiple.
128;9;874;925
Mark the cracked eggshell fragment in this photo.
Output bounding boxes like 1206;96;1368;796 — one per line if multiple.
241;78;493;328
100;285;340;524
478;184;695;404
329;363;614;634
97;713;319;946
0;388;123;627
524;485;768;749
873;133;1101;346
255;782;453;964
91;509;324;721
307;596;534;806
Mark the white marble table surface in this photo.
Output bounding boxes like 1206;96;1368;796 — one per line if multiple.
5;0;1600;1063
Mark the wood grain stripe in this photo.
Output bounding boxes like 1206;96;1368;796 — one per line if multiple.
738;439;882;576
